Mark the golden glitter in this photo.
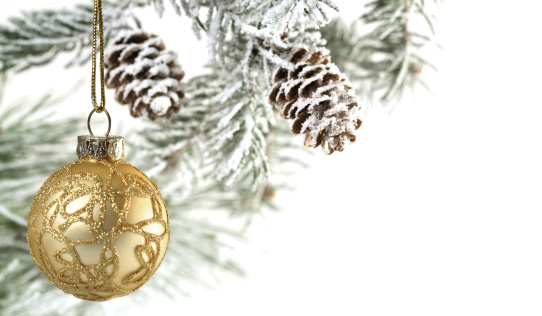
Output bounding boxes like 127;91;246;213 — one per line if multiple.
27;156;169;301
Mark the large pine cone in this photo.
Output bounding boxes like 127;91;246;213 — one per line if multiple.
105;30;185;121
269;48;362;155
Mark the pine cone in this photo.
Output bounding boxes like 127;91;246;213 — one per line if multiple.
269;48;362;155
105;30;185;121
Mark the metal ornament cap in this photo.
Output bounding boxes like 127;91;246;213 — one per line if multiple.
77;135;125;160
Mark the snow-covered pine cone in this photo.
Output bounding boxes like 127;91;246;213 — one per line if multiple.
268;47;362;155
105;30;185;121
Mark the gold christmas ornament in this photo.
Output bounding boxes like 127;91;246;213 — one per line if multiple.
27;0;169;301
27;135;170;301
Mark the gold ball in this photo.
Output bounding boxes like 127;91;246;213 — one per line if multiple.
27;156;170;301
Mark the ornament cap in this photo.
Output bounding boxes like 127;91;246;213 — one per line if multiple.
77;135;125;160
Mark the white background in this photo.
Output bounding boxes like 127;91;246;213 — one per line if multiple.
2;1;542;315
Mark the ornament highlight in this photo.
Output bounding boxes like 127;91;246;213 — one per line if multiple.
27;135;170;301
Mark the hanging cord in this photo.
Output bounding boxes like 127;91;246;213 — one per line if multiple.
91;0;105;113
88;0;111;136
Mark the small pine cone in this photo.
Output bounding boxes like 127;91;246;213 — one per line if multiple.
269;48;362;155
105;30;185;121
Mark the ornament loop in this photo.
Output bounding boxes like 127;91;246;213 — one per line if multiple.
87;108;111;136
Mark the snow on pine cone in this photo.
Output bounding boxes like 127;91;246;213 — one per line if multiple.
105;30;185;121
269;47;362;155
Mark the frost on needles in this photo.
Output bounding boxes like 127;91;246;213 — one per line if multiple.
0;0;440;314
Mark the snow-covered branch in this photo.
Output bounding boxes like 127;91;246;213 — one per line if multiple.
146;0;338;64
0;2;134;72
322;0;439;105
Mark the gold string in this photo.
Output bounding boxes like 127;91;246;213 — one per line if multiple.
91;0;106;113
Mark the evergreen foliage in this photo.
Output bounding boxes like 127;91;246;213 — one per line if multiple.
322;0;438;104
0;0;439;313
0;1;136;72
146;0;338;63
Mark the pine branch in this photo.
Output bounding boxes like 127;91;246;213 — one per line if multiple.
137;71;310;222
133;24;316;213
204;77;273;188
137;67;274;194
321;0;439;105
132;76;210;196
145;0;338;63
0;1;135;72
